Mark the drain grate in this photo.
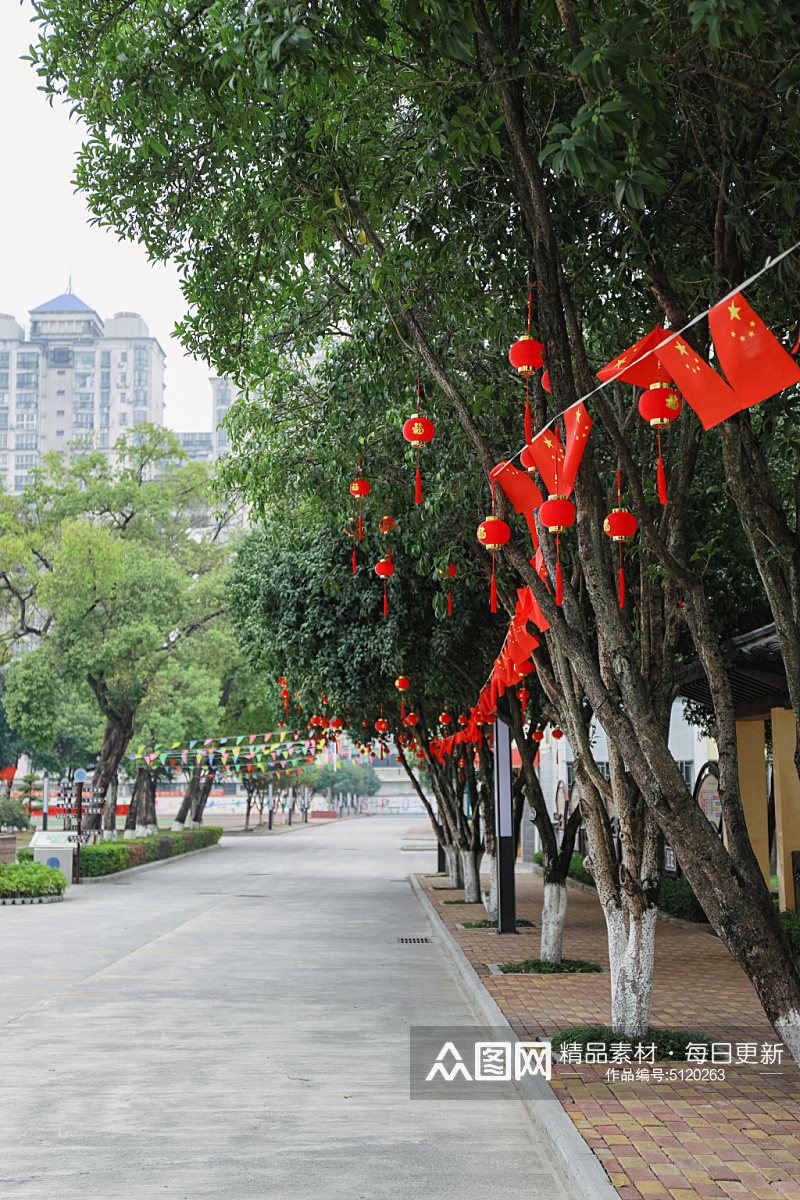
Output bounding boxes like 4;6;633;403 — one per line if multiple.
397;936;432;944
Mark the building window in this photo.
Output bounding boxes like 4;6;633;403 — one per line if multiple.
100;350;111;368
50;347;72;366
14;475;32;492
132;409;148;424
56;409;65;417
0;435;7;450
99;431;109;448
0;372;8;389
119;412;127;426
0;352;9;368
16;352;39;369
74;413;94;429
15;434;37;451
15;393;37;410
118;352;128;363
133;389;148;405
100;391;111;408
73;393;95;410
15;454;35;470
0;413;8;431
101;371;111;388
74;372;94;390
16;412;36;430
100;410;110;429
0;454;6;469
119;392;129;405
677;760;694;787
134;346;147;365
133;370;149;387
595;760;611;780
16;372;38;389
74;351;95;368
0;393;8;407
56;430;64;437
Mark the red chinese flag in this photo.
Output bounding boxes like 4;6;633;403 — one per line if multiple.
491;460;543;545
528;424;565;495
707;292;800;413
561;402;593;491
597;327;670;388
653;333;738;430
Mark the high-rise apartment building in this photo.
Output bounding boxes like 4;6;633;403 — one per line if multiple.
0;290;165;491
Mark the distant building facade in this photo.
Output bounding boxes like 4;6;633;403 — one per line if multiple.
0;290;165;491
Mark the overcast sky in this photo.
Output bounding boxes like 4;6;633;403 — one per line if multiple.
0;2;211;431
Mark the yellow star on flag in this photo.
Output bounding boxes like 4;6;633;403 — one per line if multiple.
676;342;688;357
728;301;741;320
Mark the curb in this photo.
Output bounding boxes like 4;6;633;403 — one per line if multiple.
78;841;222;884
409;873;619;1200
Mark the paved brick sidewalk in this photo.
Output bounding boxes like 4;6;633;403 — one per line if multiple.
419;871;800;1200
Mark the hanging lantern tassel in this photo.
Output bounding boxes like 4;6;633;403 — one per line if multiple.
618;543;625;610
657;428;667;506
490;549;497;613
524;375;532;445
383;582;388;616
447;586;452;615
401;698;405;720
415;449;422;505
352;546;357;574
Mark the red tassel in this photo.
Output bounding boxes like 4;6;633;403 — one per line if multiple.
556;559;563;606
657;430;667;506
524;376;532;444
383;584;388;616
358;504;363;539
352;547;357;573
618;563;625;610
490;551;497;612
447;588;452;615
401;699;405;720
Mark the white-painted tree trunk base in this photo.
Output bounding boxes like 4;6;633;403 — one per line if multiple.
123;828;136;840
145;824;159;837
540;881;567;962
444;844;462;888
460;848;483;903
134;824;148;839
170;821;185;832
604;904;657;1039
101;829;116;842
483;853;498;919
774;1009;800;1068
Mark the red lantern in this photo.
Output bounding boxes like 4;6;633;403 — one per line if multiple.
375;549;395;616
406;711;419;726
310;715;323;727
350;456;370;539
509;333;545;375
638;382;681;506
379;501;395;535
375;718;389;733
538;494;575;606
330;717;343;730
517;686;529;712
477;514;511;614
532;729;544;743
395;674;410;719
551;728;563;740
439;712;452;725
439;560;457;614
458;714;468;726
402;377;435;504
604;471;638;609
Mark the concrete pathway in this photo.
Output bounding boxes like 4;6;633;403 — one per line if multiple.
2;817;571;1200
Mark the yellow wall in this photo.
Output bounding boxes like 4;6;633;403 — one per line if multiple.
772;707;800;912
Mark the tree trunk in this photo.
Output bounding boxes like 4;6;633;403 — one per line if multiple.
172;765;200;831
143;772;158;837
190;772;214;827
460;845;483;903
540;882;567;962
483;851;498;919
444;843;463;888
603;902;658;1039
244;788;254;830
124;769;144;839
102;773;118;841
86;708;134;830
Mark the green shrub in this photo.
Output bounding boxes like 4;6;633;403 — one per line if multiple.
657;875;708;923
0;862;68;898
534;850;710;922
80;843;128;877
551;1025;712;1061
0;796;32;831
16;847;33;863
497;957;603;974
778;908;800;953
76;827;223;876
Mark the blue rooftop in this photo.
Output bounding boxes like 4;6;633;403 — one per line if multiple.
30;292;94;314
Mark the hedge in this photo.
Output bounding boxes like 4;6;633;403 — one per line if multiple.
533;850;708;922
0;861;68;899
80;827;223;877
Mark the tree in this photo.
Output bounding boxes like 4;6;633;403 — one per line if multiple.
32;0;800;1051
0;431;230;827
